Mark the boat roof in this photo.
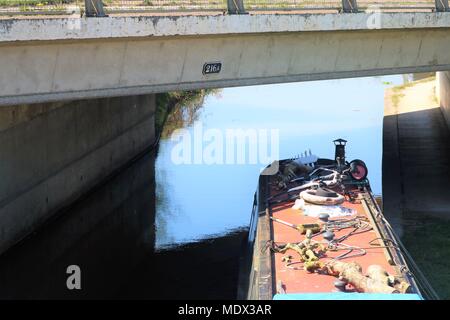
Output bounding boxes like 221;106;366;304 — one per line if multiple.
265;171;421;299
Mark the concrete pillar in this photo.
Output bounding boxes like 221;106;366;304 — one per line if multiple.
437;71;450;128
0;94;156;255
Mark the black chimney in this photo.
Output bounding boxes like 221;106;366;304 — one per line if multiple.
333;138;347;165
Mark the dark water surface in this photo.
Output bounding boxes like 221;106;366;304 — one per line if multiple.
0;150;245;299
0;75;446;299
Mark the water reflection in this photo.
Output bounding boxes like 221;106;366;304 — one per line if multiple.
0;152;156;299
0;145;244;299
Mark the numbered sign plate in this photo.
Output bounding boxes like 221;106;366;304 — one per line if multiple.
203;62;222;75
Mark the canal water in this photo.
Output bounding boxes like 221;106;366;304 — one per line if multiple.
0;75;446;299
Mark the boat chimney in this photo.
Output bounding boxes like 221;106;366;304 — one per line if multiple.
333;138;347;166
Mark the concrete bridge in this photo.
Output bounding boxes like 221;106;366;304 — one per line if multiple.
2;1;450;256
2;11;450;105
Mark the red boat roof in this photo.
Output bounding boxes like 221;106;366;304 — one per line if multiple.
268;182;407;296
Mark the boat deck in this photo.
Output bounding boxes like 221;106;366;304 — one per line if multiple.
237;150;427;300
268;181;402;295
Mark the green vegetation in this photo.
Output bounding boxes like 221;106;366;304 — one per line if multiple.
155;89;221;139
390;92;405;108
401;215;450;299
389;75;436;108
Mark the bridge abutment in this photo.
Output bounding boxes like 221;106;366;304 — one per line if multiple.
437;71;450;129
0;94;156;255
383;75;450;237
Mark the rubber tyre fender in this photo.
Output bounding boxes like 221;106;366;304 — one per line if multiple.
300;188;345;205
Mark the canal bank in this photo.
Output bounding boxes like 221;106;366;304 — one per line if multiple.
383;76;450;228
382;76;450;298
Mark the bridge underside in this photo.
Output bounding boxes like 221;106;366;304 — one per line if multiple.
2;27;450;105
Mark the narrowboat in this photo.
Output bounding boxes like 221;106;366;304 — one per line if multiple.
237;139;438;300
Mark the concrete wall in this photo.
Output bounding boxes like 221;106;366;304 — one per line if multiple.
3;12;450;105
437;71;450;128
383;77;450;238
0;94;156;255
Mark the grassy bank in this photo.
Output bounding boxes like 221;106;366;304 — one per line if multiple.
388;75;437;109
401;215;450;299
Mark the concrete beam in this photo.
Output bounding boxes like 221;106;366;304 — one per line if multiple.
2;12;450;105
2;12;450;43
2;26;450;105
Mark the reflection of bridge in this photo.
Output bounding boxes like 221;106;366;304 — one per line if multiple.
1;1;450;257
